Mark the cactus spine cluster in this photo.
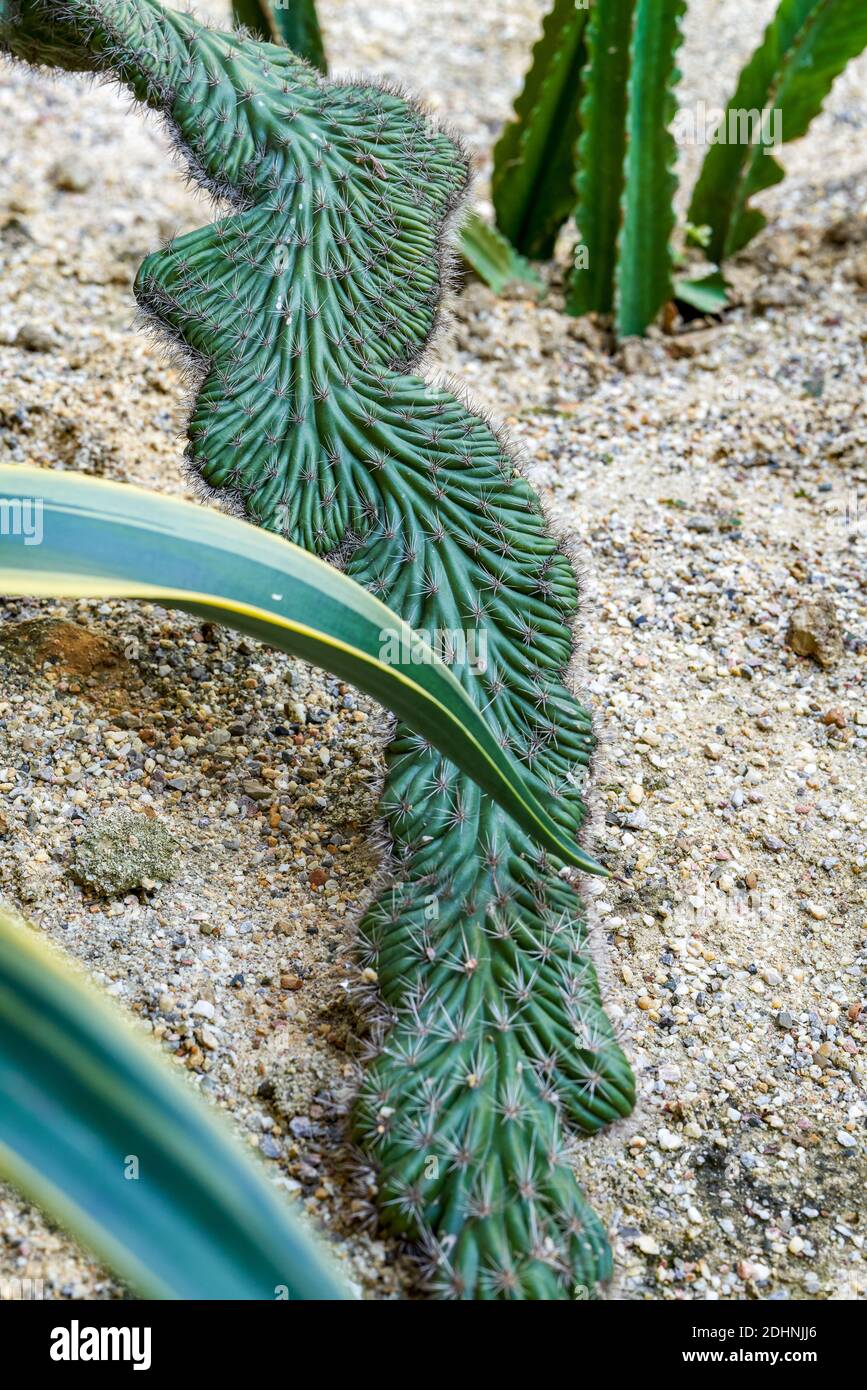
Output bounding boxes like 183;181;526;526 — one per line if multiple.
2;0;635;1297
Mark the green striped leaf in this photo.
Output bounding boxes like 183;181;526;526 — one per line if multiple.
0;903;347;1298
615;0;685;337
491;0;590;259
688;0;867;262
0;466;606;876
459;211;544;295
674;271;729;315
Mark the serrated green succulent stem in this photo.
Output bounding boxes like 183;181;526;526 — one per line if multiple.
567;0;635;317
688;0;867;262
491;0;589;260
614;0;685;337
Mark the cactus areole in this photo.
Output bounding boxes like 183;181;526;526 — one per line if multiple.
2;0;635;1298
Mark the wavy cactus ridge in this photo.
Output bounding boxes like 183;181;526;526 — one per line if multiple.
2;0;635;1298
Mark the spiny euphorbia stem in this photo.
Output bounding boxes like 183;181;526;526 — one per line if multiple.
2;0;635;1297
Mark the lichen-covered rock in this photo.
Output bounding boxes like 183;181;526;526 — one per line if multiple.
70;809;178;896
786;595;844;668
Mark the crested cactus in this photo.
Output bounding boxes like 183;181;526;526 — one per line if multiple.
2;0;635;1297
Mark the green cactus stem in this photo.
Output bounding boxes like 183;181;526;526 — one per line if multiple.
491;0;589;261
2;0;635;1297
688;0;867;264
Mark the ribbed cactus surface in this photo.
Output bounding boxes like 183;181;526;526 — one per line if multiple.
2;0;635;1297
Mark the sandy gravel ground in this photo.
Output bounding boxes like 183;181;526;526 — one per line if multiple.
0;0;864;1300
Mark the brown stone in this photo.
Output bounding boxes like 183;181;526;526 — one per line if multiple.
785;596;843;668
